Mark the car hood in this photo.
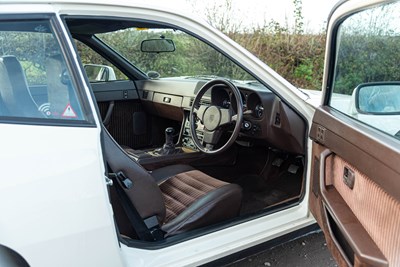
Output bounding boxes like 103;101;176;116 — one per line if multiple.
300;89;323;108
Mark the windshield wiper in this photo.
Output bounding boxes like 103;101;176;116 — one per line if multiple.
241;80;262;86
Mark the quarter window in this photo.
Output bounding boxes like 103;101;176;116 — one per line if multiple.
0;19;87;121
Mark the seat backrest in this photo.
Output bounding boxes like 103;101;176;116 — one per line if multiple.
102;126;167;223
0;55;43;118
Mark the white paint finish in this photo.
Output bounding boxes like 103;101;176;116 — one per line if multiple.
0;3;55;13
121;204;314;267
0;124;122;267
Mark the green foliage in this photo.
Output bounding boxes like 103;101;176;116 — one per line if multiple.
293;0;304;34
227;30;325;90
0;30;59;85
294;59;313;82
20;61;46;85
202;0;325;90
77;25;326;90
334;34;400;95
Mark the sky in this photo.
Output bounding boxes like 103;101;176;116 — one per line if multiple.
151;0;337;33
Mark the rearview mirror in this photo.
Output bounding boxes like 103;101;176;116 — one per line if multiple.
356;82;400;115
84;64;116;82
141;38;175;53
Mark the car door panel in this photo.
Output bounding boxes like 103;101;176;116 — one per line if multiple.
90;80;154;148
0;125;122;267
0;14;123;266
98;99;156;148
309;106;400;266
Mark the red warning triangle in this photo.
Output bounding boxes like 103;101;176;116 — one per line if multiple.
62;103;77;118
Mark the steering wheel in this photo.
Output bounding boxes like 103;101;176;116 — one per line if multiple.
190;79;243;154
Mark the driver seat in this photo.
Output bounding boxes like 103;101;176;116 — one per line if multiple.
103;128;242;238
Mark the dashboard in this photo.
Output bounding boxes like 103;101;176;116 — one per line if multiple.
137;78;305;155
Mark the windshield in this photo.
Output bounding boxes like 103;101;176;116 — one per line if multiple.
95;28;254;81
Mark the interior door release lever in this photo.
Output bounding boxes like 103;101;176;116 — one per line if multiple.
343;166;355;190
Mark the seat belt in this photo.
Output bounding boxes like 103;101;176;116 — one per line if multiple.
103;100;115;129
108;172;164;241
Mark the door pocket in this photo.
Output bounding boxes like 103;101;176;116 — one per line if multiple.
320;152;388;267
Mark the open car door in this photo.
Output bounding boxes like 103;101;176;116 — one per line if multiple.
309;0;400;266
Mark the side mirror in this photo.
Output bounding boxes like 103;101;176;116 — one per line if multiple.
141;38;175;53
355;82;400;115
84;64;116;82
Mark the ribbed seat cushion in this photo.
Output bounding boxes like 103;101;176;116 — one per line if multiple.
159;170;229;223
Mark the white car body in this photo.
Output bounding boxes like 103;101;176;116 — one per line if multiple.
0;0;395;266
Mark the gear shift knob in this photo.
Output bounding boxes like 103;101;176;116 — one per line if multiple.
165;127;175;145
165;127;174;135
154;127;180;155
161;127;175;152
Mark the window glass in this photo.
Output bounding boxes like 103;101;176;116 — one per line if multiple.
75;40;128;82
0;20;86;121
330;1;400;139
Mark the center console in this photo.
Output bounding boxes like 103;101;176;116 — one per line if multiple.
124;112;206;168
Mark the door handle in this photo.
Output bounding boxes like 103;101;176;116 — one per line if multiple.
319;148;332;192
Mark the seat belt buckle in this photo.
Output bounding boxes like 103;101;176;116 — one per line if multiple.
116;171;133;189
144;216;164;240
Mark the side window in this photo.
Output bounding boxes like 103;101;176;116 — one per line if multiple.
74;40;128;82
330;1;400;139
0;19;87;121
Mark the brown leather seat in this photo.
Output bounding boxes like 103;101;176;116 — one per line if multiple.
103;128;242;238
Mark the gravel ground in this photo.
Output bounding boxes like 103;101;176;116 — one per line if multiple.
225;231;337;267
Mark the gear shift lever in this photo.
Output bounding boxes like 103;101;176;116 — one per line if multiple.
155;127;180;155
163;127;175;152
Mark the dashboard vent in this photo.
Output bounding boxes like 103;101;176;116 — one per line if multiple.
189;98;211;107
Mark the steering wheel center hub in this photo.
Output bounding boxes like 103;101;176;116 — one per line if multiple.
203;106;221;131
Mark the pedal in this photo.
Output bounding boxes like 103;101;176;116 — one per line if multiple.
288;164;299;174
272;158;284;167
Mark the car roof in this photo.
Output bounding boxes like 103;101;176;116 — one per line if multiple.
0;0;187;14
3;0;150;6
1;0;202;34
